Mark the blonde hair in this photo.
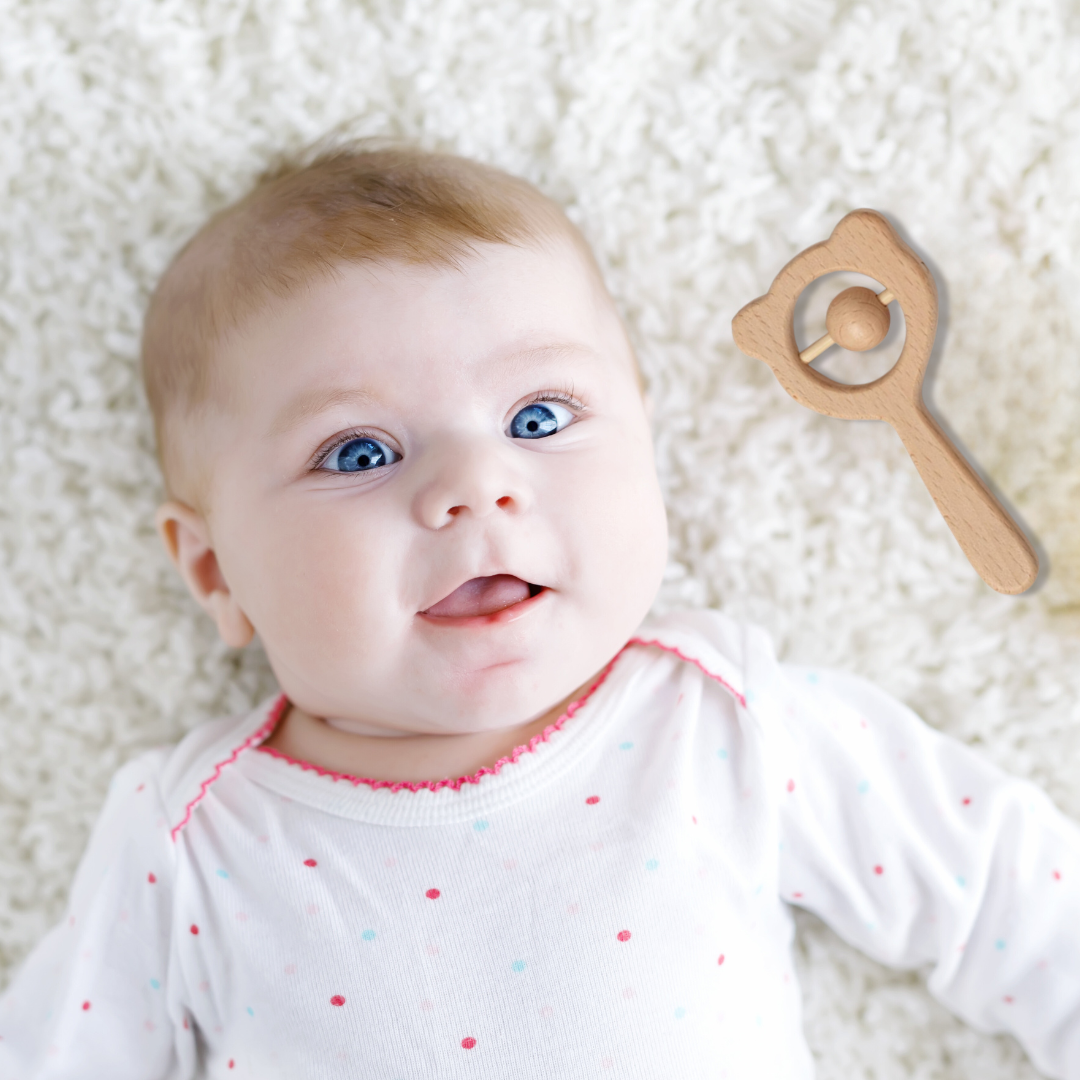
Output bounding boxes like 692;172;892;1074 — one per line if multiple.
141;144;601;499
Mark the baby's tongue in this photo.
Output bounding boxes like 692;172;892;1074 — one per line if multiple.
423;575;532;618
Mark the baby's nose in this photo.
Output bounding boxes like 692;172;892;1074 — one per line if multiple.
412;438;533;530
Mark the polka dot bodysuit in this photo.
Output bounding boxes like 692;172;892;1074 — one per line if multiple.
2;610;1079;1078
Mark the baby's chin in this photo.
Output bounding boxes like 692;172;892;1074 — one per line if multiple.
270;609;616;736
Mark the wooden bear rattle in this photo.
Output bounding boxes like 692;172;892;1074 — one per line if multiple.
731;209;1038;595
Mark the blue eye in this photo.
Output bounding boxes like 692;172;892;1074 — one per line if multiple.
509;401;574;440
322;436;399;473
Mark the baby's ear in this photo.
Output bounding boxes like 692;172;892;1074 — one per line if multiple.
154;501;255;649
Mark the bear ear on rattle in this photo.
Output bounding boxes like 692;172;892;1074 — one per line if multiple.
732;209;1039;596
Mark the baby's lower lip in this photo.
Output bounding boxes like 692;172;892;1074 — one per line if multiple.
418;575;548;627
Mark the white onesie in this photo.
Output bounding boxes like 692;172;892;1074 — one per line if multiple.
2;610;1079;1079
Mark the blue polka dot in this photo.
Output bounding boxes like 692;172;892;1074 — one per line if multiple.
745;690;756;704
216;869;229;879
717;749;728;760
674;1007;686;1019
645;859;659;871
806;672;819;684
246;1006;254;1017
473;820;489;832
362;929;376;941
857;780;869;794
956;875;966;888
511;960;526;972
619;741;634;750
149;978;160;990
995;939;1006;950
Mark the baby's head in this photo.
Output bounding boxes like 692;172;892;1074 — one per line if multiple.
143;146;668;734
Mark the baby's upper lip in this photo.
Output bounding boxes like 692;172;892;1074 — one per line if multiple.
420;574;543;619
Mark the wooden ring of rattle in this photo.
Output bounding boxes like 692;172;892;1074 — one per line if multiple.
731;209;1038;595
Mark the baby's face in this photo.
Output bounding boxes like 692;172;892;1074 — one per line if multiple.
191;239;668;733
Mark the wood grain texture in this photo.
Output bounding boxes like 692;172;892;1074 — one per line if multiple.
731;209;1038;595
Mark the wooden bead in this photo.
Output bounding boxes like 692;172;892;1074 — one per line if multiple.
825;286;891;351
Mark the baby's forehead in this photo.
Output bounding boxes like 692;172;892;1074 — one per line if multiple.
224;243;625;397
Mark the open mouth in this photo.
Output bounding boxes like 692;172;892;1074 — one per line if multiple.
420;575;546;621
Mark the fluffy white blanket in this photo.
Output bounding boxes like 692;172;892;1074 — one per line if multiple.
1;1;1078;1076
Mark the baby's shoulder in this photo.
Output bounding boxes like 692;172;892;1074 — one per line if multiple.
121;694;284;842
633;607;781;693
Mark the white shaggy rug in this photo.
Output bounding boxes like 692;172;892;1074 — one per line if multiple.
1;1;1079;1076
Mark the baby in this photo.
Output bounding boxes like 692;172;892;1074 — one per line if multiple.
1;146;1079;1079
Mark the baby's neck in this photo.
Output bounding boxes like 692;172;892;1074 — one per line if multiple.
262;677;597;784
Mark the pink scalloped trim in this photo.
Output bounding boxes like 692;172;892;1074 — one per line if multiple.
627;636;746;708
253;646;629;793
171;631;746;822
170;695;289;842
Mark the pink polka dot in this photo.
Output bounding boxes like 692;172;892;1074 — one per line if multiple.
1003;995;1014;1004
717;954;725;966
426;888;441;899
873;865;884;875
1053;870;1062;881
304;858;317;867
306;903;319;915
786;779;795;793
284;964;297;975
147;873;156;884
136;784;146;793
81;1001;91;1011
539;1005;554;1018
461;1037;476;1049
962;797;971;806
235;912;249;922
183;1018;189;1030
586;796;600;805
617;930;631;942
792;891;803;899
503;859;517;870
385;857;397;868
692;816;698;824
190;924;200;935
566;902;580;915
623;986;635;999
420;999;434;1011
144;1021;155;1032
228;1059;235;1068
330;995;346;1007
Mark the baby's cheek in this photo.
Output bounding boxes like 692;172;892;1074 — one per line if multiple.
560;430;668;604
232;502;403;658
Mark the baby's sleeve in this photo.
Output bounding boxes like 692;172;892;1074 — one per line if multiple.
0;748;195;1080
751;638;1080;1080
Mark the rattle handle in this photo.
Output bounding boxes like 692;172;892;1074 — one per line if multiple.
891;407;1038;594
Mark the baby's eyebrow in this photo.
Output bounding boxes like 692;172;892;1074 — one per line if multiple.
268;386;377;437
503;342;599;370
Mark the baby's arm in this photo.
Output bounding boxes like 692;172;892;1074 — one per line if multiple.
0;750;195;1079
757;646;1080;1079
